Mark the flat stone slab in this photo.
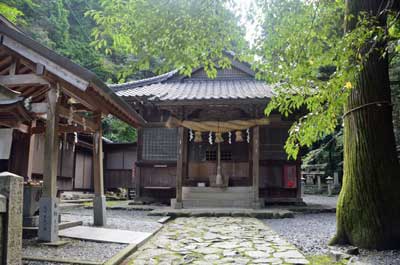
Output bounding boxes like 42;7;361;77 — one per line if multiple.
128;217;309;264
149;208;294;218
59;226;152;244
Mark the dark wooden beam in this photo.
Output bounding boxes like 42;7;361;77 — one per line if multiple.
38;86;59;242
0;74;49;86
252;126;260;206
0;55;12;68
9;58;16;75
175;127;185;208
57;105;97;132
92;113;107;226
0;120;29;133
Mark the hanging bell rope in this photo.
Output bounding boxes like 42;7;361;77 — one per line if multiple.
194;131;202;143
215;132;223;143
166;116;269;133
235;131;243;142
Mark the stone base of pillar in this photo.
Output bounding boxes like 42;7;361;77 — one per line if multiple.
252;200;264;209
93;195;107;226
171;199;183;209
38;197;59;242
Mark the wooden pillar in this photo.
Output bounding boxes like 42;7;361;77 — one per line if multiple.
38;86;59;242
174;127;185;209
93;113;106;226
26;121;37;181
216;142;223;185
296;158;302;201
252;126;262;208
135;128;143;198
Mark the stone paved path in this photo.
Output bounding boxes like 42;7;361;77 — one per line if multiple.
128;217;309;264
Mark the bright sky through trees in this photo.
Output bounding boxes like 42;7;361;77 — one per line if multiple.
231;0;260;45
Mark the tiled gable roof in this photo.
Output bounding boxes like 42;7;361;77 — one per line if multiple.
111;61;273;102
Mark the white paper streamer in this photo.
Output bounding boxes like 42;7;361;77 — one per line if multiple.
189;129;194;142
209;132;213;145
246;128;250;143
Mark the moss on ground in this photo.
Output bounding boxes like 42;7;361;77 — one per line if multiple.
82;200;125;207
307;255;348;265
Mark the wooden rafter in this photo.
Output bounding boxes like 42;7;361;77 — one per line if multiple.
0;55;11;68
0;120;29;133
0;74;49;86
57;105;97;132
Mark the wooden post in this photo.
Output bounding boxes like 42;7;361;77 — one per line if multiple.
216;142;223;186
38;86;59;242
296;158;302;201
174;127;184;209
26;121;37;181
135;128;143;198
182;128;188;187
93;113;106;226
252;126;261;208
317;175;322;193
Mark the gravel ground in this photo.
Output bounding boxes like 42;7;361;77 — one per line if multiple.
302;194;338;208
265;213;400;265
23;207;162;265
61;207;162;232
23;238;126;263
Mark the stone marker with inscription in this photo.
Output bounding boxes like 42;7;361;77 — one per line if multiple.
0;172;24;265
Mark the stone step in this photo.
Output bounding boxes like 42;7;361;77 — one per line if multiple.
182;186;253;201
181;199;253;208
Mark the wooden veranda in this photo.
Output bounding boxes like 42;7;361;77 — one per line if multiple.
0;15;145;242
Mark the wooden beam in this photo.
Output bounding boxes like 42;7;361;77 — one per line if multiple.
26;120;37;180
252;126;260;205
0;120;29;133
182;128;188;186
92;113;107;226
30;102;48;114
58;124;92;134
9;59;16;75
93;114;104;197
60;82;98;111
42;87;59;198
38;86;59;242
175;127;185;208
0;74;49;86
31;124;92;134
2;36;89;90
29;86;49;100
57;105;98;131
0;55;12;68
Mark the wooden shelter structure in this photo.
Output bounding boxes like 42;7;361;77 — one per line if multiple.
0;16;144;242
112;57;302;208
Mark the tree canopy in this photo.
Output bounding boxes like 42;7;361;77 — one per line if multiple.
86;0;248;81
252;0;399;158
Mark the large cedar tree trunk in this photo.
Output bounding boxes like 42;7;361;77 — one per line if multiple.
332;0;400;249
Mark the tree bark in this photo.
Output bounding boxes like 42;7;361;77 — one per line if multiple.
331;0;400;249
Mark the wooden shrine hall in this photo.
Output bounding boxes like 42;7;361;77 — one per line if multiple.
112;56;303;208
0;16;144;242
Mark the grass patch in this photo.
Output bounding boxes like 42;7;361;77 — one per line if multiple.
82;200;126;207
307;255;348;265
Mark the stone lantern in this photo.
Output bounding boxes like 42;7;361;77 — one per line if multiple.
326;176;334;196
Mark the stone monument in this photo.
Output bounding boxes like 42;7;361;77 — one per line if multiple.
0;172;23;265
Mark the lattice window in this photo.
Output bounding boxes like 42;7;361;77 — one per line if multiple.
221;151;232;161
142;128;178;161
205;150;232;161
205;150;216;161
